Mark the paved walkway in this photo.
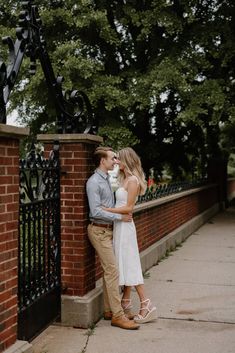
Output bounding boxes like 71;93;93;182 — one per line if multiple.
32;206;235;353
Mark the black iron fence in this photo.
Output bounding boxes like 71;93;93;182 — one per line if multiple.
137;179;208;204
18;142;61;341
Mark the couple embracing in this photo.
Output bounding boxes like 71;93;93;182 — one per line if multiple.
86;146;156;330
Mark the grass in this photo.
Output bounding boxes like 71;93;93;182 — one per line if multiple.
143;271;151;279
155;238;186;265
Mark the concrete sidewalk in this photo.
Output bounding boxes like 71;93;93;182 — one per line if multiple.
32;206;235;353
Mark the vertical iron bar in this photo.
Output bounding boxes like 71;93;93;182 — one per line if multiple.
47;201;51;288
21;206;26;306
42;201;46;290
27;205;31;304
33;204;37;298
37;205;42;294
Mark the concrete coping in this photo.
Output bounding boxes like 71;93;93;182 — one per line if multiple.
2;340;33;353
134;183;217;214
37;133;103;144
0;123;29;138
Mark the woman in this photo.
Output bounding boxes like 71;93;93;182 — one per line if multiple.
103;147;157;323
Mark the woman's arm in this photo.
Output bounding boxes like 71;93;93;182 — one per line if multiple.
103;178;139;214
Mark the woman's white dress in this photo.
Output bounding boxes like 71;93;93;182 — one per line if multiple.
113;187;144;286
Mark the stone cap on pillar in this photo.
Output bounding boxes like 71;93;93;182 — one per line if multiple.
0;123;29;139
37;133;103;144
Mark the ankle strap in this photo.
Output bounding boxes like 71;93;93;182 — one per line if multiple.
140;298;150;304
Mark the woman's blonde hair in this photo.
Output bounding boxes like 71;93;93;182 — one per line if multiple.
117;147;147;196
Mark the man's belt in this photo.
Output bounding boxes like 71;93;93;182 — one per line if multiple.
91;222;113;230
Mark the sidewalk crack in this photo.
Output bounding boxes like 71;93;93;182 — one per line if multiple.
159;316;235;325
80;323;97;353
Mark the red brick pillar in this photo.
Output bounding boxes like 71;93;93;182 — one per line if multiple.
37;134;102;296
0;125;29;353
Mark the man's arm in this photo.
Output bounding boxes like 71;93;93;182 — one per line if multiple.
86;179;122;222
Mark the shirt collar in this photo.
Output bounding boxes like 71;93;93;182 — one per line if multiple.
96;168;109;180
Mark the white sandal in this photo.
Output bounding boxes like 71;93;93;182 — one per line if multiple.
121;299;135;320
134;299;157;324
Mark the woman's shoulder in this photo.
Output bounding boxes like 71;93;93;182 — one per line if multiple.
127;175;139;185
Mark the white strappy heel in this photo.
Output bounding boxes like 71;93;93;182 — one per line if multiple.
134;299;157;323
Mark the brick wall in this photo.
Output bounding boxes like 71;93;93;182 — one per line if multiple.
0;138;19;351
135;185;218;252
59;142;96;296
38;134;102;297
0;131;28;353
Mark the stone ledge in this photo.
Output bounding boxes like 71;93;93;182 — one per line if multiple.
61;284;103;328
60;203;219;328
37;133;103;144
0;124;29;138
3;340;33;353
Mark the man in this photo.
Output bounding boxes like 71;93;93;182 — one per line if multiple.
86;146;139;330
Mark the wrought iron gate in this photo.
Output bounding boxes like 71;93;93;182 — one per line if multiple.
18;142;61;341
1;1;94;340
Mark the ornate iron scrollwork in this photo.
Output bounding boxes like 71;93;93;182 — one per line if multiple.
0;0;95;133
19;141;60;204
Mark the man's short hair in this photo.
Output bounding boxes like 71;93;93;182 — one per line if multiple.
94;146;113;167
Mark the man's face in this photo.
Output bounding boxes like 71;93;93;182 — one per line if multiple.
101;151;117;171
116;157;124;171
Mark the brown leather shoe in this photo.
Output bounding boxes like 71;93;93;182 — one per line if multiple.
104;311;135;320
103;311;112;320
111;315;140;330
126;312;136;320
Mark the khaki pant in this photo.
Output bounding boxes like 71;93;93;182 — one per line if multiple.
87;224;124;319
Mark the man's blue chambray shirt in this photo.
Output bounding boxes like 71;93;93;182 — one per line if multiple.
86;168;122;224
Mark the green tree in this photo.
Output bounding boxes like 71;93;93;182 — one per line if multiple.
1;0;235;179
98;124;139;151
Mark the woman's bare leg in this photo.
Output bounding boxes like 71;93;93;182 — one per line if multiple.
135;284;149;316
123;284;148;316
120;286;135;318
135;284;146;302
122;284;156;321
122;285;132;300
